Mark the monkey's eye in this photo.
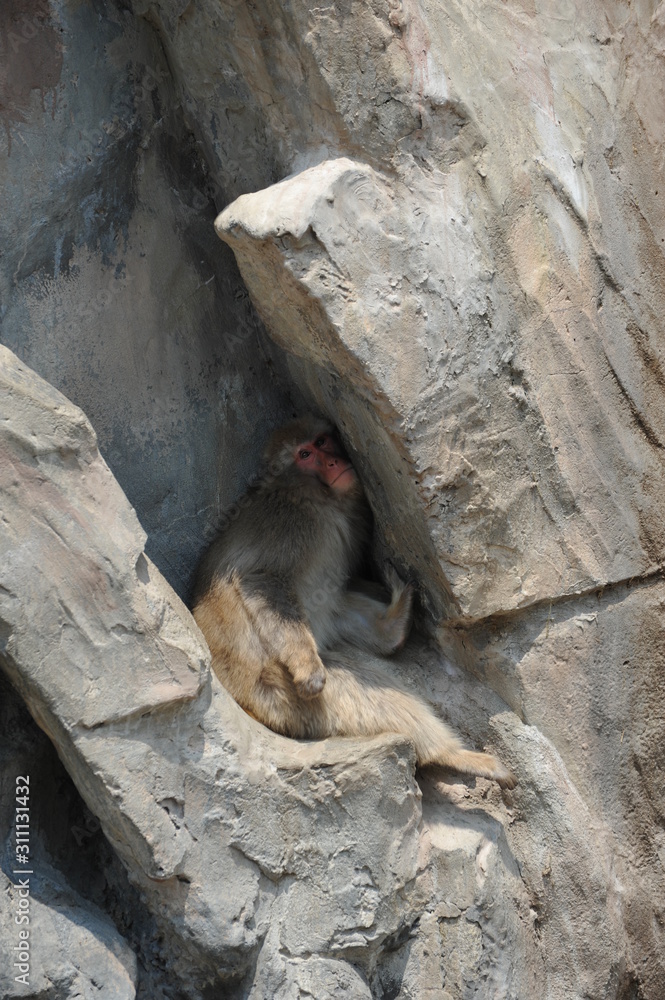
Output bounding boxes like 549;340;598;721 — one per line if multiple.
299;449;311;460
314;437;327;447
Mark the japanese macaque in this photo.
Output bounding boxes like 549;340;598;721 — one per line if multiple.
193;416;515;788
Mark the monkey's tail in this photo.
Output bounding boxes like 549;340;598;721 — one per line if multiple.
315;654;515;788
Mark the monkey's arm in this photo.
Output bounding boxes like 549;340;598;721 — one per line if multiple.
336;575;413;655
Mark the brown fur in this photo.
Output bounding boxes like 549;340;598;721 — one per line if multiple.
193;417;515;788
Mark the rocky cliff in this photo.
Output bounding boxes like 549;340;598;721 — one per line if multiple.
1;1;664;997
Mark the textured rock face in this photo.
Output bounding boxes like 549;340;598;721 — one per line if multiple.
0;0;298;603
2;0;665;997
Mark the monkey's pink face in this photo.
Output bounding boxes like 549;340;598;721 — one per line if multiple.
294;432;356;492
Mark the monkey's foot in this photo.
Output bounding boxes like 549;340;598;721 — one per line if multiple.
479;753;516;789
429;750;517;789
495;764;517;789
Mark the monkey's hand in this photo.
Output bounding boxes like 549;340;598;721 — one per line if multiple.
379;572;414;654
336;574;414;657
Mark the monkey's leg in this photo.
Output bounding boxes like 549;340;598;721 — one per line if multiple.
337;577;413;655
314;656;515;788
193;576;326;709
240;582;327;699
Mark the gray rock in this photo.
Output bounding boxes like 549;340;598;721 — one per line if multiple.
214;155;664;622
0;0;298;604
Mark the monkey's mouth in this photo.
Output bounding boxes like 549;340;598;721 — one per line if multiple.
329;466;355;486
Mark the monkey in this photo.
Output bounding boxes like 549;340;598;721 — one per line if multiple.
192;416;515;788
